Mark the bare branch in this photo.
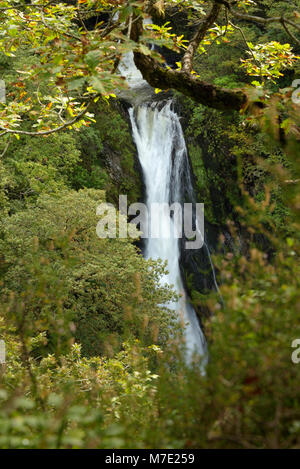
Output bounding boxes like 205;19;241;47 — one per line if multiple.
130;8;248;111
225;2;300;38
134;52;247;111
229;20;263;80
0;137;10;158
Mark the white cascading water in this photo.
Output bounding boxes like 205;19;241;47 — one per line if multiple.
120;53;207;361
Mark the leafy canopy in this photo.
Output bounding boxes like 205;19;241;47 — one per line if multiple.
0;0;299;136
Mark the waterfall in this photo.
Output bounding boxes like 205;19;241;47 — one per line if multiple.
120;53;207;361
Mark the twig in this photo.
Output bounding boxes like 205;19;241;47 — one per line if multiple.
229;20;262;79
280;16;300;46
39;7;80;41
0;137;10;157
0;99;94;137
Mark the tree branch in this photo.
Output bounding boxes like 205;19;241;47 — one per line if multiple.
280;16;300;46
133;52;247;111
225;2;300;37
182;1;222;73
